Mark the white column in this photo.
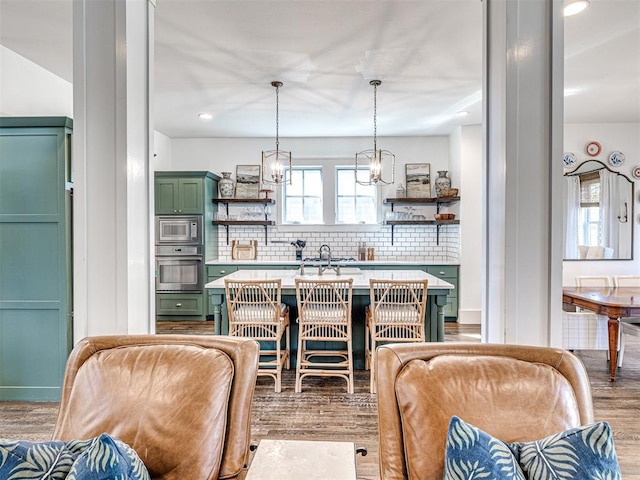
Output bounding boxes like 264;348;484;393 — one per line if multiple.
482;0;565;346
73;0;156;339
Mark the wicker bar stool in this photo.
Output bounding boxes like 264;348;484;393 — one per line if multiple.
294;278;354;394
225;279;290;392
366;279;428;393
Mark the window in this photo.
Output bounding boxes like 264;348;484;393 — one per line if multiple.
280;161;380;227
335;167;377;224
578;172;601;247
282;167;323;224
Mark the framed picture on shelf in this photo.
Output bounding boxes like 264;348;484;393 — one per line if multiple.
405;163;431;198
235;164;261;198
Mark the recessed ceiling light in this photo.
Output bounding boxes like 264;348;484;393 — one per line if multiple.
564;0;589;17
456;111;469;118
198;113;213;120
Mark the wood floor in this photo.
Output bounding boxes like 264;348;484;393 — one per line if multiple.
1;322;638;479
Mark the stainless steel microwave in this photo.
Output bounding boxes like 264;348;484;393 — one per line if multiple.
155;216;202;245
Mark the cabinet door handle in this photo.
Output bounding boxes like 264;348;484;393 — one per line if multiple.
175;303;182;307
439;271;445;275
220;270;226;274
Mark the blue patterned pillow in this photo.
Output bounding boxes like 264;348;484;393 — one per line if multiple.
66;433;150;480
444;416;622;480
0;439;77;479
444;416;526;479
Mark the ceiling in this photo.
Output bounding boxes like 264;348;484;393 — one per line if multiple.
0;0;638;138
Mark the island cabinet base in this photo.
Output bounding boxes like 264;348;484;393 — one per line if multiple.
206;267;453;369
208;290;448;370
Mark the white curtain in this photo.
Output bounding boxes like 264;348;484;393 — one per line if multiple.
600;169;619;256
564;176;580;259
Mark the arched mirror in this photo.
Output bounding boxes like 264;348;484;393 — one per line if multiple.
564;160;633;260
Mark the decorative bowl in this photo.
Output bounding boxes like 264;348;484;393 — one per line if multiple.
434;213;456;221
440;188;459;197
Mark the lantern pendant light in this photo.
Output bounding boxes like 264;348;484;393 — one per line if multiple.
355;80;395;186
261;81;292;186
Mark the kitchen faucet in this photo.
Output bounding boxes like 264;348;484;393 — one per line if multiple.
316;244;340;275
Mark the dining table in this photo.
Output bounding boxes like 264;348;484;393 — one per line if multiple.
206;268;454;369
562;286;640;381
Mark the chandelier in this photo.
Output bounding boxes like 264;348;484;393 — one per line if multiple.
261;81;292;186
355;80;395;186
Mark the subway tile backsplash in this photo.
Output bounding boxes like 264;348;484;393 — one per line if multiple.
217;225;460;263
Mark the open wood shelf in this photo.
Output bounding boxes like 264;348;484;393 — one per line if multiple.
384;197;460;245
212;198;276;245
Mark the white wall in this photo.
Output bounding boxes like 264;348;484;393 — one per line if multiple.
168;135;461;263
0;46;72;117
169;135;450;199
562;122;640;285
455;125;483;324
153;130;172;170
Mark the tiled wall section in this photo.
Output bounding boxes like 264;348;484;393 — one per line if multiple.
217;225;460;263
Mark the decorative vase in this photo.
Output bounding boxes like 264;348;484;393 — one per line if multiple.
395;183;406;198
219;172;235;198
434;170;451;197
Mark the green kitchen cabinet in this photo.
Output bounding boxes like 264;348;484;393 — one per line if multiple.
155;171;219;321
156;293;205;316
155;175;205;214
425;265;459;320
0;117;73;401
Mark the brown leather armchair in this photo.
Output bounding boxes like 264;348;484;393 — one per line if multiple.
52;335;259;480
376;343;594;480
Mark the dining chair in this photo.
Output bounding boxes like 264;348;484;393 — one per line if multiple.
53;335;260;480
575;275;611;288
564;275;614;357
225;279;290;392
294;278;354;394
612;275;640;367
365;279;428;394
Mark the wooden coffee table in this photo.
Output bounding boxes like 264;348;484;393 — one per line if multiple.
246;439;357;480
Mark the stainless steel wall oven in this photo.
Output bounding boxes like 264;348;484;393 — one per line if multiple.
155;216;204;292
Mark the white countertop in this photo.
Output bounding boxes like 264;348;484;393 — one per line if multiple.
205;259;460;266
205;268;454;290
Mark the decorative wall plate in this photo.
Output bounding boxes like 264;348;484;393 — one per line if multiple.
632;165;640;179
586;141;602;157
608;151;625;167
563;152;577;168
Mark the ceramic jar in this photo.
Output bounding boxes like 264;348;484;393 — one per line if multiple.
434;170;451;197
219;172;235;198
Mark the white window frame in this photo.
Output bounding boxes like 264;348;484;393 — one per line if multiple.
281;166;324;225
335;166;377;225
277;157;382;231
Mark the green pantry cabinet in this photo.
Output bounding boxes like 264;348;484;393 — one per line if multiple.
0;117;73;401
154;171;219;321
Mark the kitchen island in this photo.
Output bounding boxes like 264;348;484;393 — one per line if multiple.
205;268;454;369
